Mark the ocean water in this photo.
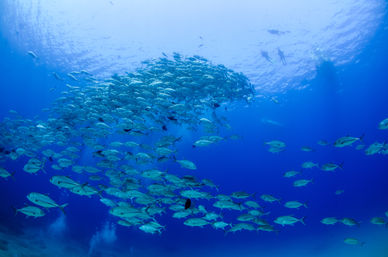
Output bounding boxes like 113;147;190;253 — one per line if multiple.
0;1;388;257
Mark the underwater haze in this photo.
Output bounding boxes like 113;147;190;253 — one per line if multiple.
0;1;388;257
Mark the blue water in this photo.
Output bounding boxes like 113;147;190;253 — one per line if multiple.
1;2;388;257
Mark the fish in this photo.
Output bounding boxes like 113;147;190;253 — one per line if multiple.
274;216;305;226
50;176;81;189
335;190;345;195
67;73;79;81
265;140;286;153
365;142;385;155
267;29;289;35
213;200;243;211
284;201;307;209
226;223;255;234
203;212;221;221
261;51;272;63
109;206;143;219
176;159;197;170
277;48;286;65
317;140;329;146
344;238;364;246
14;206;45;218
139;222;164;234
257;225;278;233
265;140;286;149
320;217;338;225
173;210;192;219
180;190;212;199
100;198;117;207
283;170;300;178
260;194;281;203
370;217;386;226
27;51;38;59
215;194;232;201
52;72;64;81
378;118;388;129
192;139;213;148
237;213;256;222
244;200;261;209
301;161;318;169
0;168;14;179
212;221;230;230
293;179;313;187
58;158;73;168
141;169;165;180
155;147;175;156
23;158;45;174
301;146;314;152
249;209;269;217
184;218;209;227
334;135;364;148
80;70;92;76
231;191;254;199
341;218;360;227
321;163;343;172
27;192;68;213
70;184;99;197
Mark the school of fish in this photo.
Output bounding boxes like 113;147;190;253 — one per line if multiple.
0;53;387;245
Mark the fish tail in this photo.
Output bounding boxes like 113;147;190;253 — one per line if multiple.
97;190;104;198
359;133;365;142
300;217;306;225
59;203;68;214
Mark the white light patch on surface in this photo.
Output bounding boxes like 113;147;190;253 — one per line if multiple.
0;0;386;92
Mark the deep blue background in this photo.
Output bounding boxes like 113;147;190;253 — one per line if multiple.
0;11;388;257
